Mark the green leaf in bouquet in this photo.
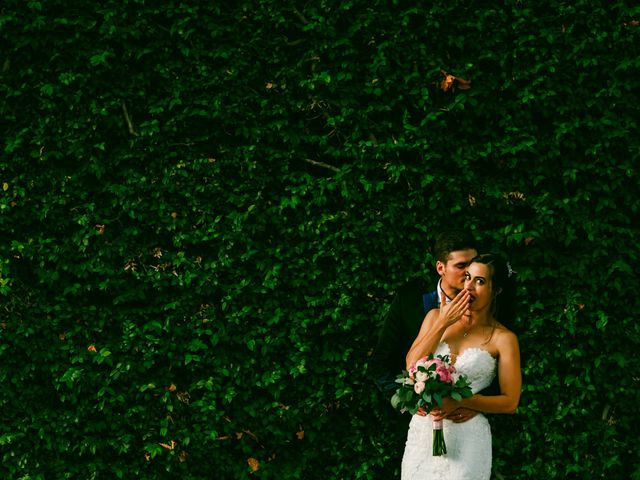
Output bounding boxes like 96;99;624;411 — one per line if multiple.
433;392;442;406
400;388;414;401
451;391;462;401
455;377;470;388
391;392;403;410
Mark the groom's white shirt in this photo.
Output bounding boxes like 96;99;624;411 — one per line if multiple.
436;279;453;306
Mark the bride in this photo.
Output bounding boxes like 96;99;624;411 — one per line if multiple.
401;253;521;480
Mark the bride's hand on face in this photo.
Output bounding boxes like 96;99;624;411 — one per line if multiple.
438;289;471;328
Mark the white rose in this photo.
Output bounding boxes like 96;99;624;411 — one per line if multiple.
414;381;426;394
415;371;428;383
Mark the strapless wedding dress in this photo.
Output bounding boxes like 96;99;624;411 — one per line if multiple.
401;342;498;480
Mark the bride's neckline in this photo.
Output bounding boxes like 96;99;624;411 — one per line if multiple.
439;341;497;364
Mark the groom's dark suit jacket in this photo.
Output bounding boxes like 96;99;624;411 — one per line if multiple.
369;278;439;394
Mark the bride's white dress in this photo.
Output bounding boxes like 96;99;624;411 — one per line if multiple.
401;342;498;480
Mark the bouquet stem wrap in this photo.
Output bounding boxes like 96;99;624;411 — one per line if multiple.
431;417;447;456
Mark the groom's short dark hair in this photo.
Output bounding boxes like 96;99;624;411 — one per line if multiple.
434;230;478;263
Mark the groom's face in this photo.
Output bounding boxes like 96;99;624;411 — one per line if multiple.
437;249;477;296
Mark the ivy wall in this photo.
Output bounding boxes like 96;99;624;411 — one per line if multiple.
1;1;639;478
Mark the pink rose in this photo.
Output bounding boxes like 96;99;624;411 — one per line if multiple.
436;365;452;383
425;358;444;370
414;381;426;394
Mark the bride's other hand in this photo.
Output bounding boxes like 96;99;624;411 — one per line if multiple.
429;408;445;421
431;397;459;420
446;407;478;423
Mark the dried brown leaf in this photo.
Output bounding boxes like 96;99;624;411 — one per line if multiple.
248;457;260;472
440;70;471;91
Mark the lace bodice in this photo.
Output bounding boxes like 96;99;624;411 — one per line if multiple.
434;342;497;394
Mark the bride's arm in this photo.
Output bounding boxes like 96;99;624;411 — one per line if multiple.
456;330;521;414
405;309;446;370
405;289;471;370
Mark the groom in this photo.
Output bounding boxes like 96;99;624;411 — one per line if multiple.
369;229;480;447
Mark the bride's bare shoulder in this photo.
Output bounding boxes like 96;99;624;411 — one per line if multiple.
493;324;519;349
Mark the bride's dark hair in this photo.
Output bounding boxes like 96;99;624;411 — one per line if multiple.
471;253;517;332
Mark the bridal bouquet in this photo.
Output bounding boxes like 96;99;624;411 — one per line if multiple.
391;354;472;456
